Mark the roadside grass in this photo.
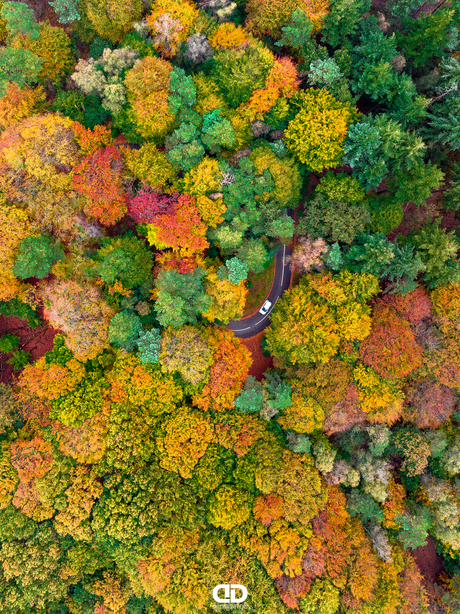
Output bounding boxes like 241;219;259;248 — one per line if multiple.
242;258;275;316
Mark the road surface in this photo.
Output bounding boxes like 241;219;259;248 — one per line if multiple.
227;243;293;338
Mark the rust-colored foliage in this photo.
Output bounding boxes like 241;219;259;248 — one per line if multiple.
9;436;55;520
323;383;367;435
398;552;430;614
192;327;252;412
9;437;53;481
431;281;460;327
275;573;310;609
40;279;114;361
383;478;406;530
247;56;300;118
214;413;267;458
405;380;458;429
156;251;200;274
378;287;432;324
266;57;300;97
127;186;178;224
253;493;285;527
286;358;352;407
136;527;201;598
359;306;423;380
340;518;379;610
73;145;127;226
309;486;379;609
52;412;108;465
311;486;352;584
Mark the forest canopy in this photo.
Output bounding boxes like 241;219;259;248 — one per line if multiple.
1;0;460;613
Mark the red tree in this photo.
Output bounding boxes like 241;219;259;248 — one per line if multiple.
127;186;178;223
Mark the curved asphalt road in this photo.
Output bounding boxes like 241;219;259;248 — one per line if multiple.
121;141;294;338
227;243;293;338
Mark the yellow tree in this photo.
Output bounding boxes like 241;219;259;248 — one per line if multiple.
124;55;175;140
202;263;247;324
285;89;358;172
0;202;35;301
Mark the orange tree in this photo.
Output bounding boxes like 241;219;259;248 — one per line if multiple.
147;194;209;257
358;304;423;380
72;145;127;226
193;327;252;412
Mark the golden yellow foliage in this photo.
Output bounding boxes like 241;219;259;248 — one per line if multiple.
353;365;404;423
211;23;249;49
0;84;45;131
181;158;226;227
0;203;35;301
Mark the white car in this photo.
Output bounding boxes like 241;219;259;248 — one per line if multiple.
259;300;272;315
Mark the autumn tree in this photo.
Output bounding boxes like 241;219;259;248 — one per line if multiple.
266;270;379;366
40;279;114;361
159;326;213;387
202;262;248;324
124;55;174;140
245;0;329;38
0;113;79;183
193;327;252;412
147;0;199;58
285;89;358;172
156;405;214;478
207;484;253;530
278;378;325;433
359;305;423;380
405;381;458;429
181;157;227;227
0;526;69;612
147;194;209;257
72;145;127;226
353;364;405;424
0;82;45;131
127;188;178;224
81;0;143;44
0;203;34;301
16;22;75;85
